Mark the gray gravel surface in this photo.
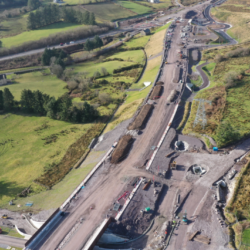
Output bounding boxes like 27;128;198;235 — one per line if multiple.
94;118;133;151
31;209;55;222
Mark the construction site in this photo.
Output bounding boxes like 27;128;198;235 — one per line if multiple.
1;1;248;250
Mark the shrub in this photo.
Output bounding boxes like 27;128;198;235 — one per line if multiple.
98;92;112;105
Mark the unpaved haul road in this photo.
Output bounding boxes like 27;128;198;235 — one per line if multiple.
31;7;185;250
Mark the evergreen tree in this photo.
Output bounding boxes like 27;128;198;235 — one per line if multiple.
84;11;90;25
93;35;103;48
44;97;57;119
27;12;36;30
3;88;14;110
0;90;3;110
35;10;42;28
84;39;92;51
27;0;40;10
58;94;72;121
33;90;46;115
89;12;95;25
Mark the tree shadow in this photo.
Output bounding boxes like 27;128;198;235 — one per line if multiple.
0;180;25;201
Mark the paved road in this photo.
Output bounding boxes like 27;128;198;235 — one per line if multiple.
0;235;27;248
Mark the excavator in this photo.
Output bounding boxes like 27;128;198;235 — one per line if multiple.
1;214;7;219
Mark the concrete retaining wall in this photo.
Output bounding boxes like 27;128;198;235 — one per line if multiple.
30;218;44;229
15;225;32;240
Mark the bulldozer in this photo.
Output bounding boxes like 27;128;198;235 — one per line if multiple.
1;214;8;219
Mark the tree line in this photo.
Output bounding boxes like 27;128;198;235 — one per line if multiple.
0;88;99;123
27;5;95;30
0;0;27;8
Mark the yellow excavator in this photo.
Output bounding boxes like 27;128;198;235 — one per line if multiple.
1;214;8;219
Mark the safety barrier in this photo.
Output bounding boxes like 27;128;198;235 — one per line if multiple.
82;217;113;250
60;142;117;209
15;225;32;239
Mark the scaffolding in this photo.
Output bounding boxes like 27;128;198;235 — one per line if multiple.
193;99;212;129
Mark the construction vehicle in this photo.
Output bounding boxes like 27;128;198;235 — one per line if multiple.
182;211;188;225
1;214;7;219
170;161;177;170
165;61;168;64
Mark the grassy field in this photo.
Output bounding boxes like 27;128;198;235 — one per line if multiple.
104;98;143;133
122;35;150;49
154;21;172;33
242;228;250;246
145;29;166;58
0;70;67;100
108;50;145;64
1;226;24;238
118;1;152;15
71;59;137;76
84;3;137;21
1;22;83;48
130;55;162;89
0;13;28;39
0;114;91;208
210;4;250;43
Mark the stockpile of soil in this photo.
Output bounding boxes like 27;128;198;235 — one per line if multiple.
149;85;163;100
156;81;164;85
127;104;153;130
111;135;133;164
167;89;179;102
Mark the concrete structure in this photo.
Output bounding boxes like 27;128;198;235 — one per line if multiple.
141;29;150;36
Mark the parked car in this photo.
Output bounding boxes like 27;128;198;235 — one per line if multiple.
70;41;75;44
59;43;64;46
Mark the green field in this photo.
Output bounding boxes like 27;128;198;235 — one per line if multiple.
122;35;150;49
1;70;66;100
0;14;28;39
154;21;172;33
108;50;145;64
118;1;152;14
1;226;24;238
242;228;250;246
1;22;83;48
84;3;136;21
0;114;90;207
71;59;137;76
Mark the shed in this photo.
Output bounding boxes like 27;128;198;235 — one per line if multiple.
141;29;150;36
